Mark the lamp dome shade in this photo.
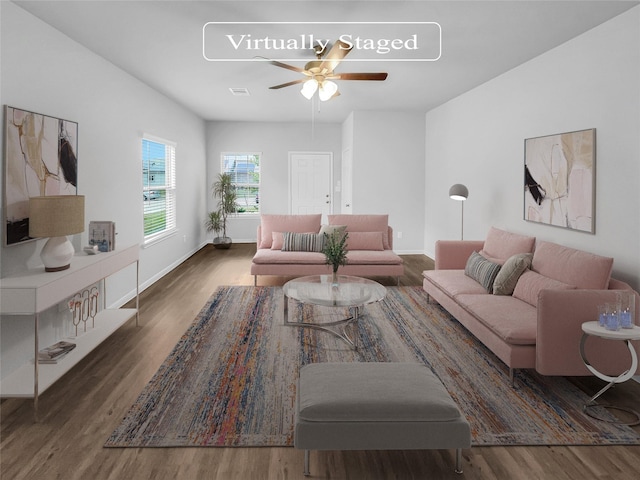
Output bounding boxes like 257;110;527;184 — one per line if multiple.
318;80;338;101
449;184;469;201
301;79;318;100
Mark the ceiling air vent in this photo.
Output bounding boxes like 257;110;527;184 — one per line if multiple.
229;87;250;96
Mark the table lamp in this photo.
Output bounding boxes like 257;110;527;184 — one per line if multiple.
29;195;85;272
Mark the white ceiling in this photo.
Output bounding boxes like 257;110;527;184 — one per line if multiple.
13;0;638;123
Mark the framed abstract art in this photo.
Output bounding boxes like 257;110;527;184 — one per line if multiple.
3;106;78;245
524;128;595;234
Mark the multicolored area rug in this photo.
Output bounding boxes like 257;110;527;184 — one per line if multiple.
105;286;640;448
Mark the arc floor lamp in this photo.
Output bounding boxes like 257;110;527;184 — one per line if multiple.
449;184;468;240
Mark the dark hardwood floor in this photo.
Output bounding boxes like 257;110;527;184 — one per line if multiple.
1;243;638;479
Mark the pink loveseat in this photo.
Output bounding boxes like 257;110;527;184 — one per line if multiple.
251;214;404;285
423;227;640;378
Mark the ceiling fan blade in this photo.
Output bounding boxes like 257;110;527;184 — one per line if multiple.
269;60;306;73
319;40;353;72
330;72;389;81
269;78;306;89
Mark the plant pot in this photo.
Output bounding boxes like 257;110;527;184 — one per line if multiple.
213;237;232;249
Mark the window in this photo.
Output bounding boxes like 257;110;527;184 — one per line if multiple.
221;152;260;215
142;136;176;243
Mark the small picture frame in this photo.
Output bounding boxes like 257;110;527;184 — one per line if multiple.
89;221;116;252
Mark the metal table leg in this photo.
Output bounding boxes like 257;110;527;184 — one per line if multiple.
284;295;361;350
579;333;640;426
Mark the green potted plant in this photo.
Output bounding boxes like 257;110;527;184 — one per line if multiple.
323;230;349;285
206;173;237;249
205;210;223;244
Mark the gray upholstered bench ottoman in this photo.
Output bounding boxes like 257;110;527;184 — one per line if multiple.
295;363;471;476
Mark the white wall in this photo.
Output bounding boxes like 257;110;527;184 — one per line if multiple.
205;121;342;242
349;111;426;253
207;112;426;253
424;6;640;290
0;2;208;378
0;2;208;296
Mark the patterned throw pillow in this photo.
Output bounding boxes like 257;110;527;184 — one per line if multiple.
282;232;325;252
464;251;502;293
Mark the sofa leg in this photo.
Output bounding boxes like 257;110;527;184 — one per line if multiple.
509;368;516;386
254;275;257;286
303;450;310;476
454;448;463;474
397;276;400;286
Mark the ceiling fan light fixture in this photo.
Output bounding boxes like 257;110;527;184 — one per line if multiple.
301;79;318;100
318;80;338;101
270;39;387;102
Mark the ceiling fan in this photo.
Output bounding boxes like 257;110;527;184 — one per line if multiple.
268;40;388;101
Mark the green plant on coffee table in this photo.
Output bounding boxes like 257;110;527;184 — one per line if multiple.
323;230;349;275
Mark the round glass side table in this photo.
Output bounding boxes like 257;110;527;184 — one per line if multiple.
580;321;640;426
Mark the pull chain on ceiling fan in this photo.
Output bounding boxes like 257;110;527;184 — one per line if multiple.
268;40;388;101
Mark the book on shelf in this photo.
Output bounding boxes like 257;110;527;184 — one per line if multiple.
38;340;76;364
38;350;72;364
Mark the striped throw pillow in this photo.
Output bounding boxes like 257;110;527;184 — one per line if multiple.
464;251;502;293
282;232;326;252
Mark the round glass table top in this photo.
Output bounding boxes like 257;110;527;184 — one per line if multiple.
283;275;387;308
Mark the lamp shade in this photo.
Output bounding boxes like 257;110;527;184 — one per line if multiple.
301;79;318;100
318;80;338;101
29;195;85;238
449;184;469;201
29;195;85;272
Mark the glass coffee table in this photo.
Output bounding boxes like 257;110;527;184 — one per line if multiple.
283;275;387;349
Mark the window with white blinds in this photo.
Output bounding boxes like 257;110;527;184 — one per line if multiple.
221;152;261;215
142;136;176;244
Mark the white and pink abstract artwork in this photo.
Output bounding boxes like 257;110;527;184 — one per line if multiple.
524;129;595;233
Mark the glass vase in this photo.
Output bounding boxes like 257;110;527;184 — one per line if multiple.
619;292;636;329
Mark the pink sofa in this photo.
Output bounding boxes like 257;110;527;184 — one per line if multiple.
251;214;404;285
423;227;640;378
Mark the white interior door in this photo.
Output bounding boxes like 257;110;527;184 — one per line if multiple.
289;152;333;219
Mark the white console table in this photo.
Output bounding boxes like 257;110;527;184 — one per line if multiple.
0;244;139;414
